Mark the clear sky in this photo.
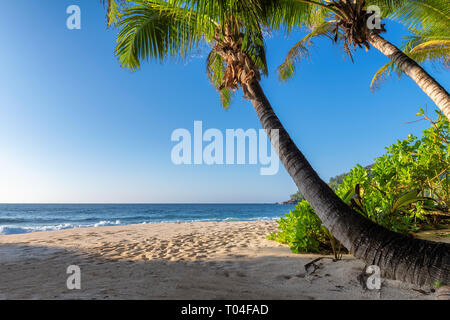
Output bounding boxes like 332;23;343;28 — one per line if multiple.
0;1;448;203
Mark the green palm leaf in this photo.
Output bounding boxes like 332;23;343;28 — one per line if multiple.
116;0;215;70
278;20;338;81
100;0;125;26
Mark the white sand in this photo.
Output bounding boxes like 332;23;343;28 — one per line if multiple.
0;221;441;300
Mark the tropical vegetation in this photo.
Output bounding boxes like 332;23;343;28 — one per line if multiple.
270;110;449;255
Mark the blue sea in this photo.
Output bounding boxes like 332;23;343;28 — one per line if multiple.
0;204;295;235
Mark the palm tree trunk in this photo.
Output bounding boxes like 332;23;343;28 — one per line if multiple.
246;80;450;287
369;33;450;121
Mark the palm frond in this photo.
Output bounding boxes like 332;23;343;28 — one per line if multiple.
115;0;215;70
370;60;396;91
266;0;328;33
408;46;450;66
412;39;450;52
278;20;337;81
371;0;449;90
371;45;449;90
100;0;125;26
206;51;233;108
389;0;450;31
172;0;269;41
367;0;408;17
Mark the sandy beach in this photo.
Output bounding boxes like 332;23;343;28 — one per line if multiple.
0;221;444;300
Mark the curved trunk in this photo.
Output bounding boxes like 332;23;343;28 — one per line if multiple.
369;33;450;121
246;80;450;287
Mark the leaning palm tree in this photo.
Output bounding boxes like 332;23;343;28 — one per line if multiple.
278;0;450;121
371;0;449;91
113;0;449;286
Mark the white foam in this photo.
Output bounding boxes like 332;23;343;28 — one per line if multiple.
0;220;122;235
93;220;121;227
0;223;74;235
0;216;279;235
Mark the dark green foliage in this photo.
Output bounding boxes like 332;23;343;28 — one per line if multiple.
289;191;305;202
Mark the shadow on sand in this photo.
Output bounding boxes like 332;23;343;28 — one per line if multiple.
0;243;433;300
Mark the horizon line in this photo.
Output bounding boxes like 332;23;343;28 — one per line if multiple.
0;202;290;205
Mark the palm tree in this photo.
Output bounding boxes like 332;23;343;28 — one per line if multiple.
113;0;449;286
278;0;450;121
371;0;449;91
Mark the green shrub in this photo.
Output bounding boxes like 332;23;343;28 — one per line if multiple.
268;201;322;253
335;110;449;234
268;201;344;258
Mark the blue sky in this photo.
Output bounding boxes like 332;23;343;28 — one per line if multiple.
0;1;448;203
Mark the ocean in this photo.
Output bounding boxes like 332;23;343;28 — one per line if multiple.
0;203;296;235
